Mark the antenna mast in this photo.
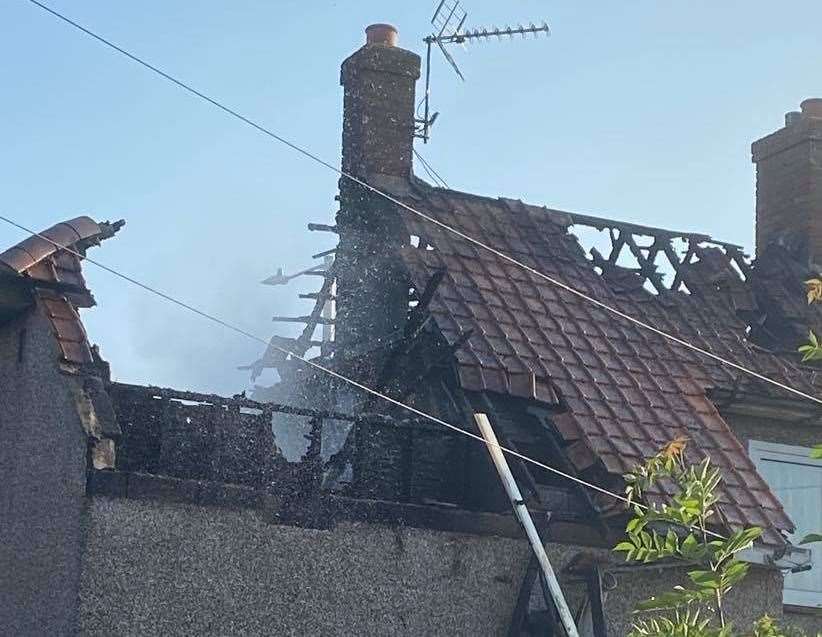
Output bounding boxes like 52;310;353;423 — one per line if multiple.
416;1;551;143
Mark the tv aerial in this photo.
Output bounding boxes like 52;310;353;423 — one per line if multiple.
416;1;551;143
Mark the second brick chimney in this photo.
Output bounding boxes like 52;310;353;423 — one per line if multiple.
752;99;822;263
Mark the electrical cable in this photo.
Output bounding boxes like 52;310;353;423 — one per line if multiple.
413;148;450;189
22;0;822;408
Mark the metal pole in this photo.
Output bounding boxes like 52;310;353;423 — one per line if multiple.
423;39;432;143
474;413;580;637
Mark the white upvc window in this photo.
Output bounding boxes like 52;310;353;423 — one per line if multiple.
749;440;822;609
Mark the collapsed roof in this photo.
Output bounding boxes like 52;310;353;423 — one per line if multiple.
382;178;822;546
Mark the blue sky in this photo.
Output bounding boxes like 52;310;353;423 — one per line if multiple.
3;0;822;394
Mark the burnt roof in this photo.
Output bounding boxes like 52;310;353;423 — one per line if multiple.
0;217;107;274
0;216;123;365
390;179;822;545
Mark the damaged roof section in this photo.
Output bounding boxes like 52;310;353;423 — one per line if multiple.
110;383;290;489
0;216;124;364
389;180;821;545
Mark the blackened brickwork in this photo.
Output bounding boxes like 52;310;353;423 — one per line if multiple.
334;36;420;352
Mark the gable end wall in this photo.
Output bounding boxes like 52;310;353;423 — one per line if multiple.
0;301;88;636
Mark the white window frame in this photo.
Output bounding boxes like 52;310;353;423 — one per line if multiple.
749;439;822;609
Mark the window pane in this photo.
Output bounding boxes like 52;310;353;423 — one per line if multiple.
758;455;822;607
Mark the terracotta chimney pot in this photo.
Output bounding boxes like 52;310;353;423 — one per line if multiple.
800;98;822;119
365;23;398;47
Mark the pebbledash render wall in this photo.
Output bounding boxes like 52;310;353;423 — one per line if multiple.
77;491;784;637
78;496;528;636
0;303;89;636
725;411;822;634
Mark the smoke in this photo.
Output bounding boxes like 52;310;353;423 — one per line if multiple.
83;240;329;398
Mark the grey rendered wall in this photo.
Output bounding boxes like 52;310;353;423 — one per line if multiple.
0;304;88;636
79;496;786;636
605;563;783;635
79;496;531;636
529;543;783;637
726;413;822;633
727;412;821;450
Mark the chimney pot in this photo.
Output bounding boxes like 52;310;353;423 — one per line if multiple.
365;23;398;47
800;98;822;119
785;111;802;127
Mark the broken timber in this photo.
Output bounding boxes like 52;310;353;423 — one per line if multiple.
474;412;579;637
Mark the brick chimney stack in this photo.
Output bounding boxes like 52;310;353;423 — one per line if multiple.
333;26;421;355
340;24;421;180
752;99;822;262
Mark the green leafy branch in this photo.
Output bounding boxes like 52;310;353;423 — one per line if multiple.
611;440;795;636
798;282;822;547
614;276;822;635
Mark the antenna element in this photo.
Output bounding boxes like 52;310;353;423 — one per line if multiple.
415;2;551;143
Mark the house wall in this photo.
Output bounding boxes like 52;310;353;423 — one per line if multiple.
79;496;531;636
78;494;786;636
610;566;782;635
725;412;821;450
534;543;783;636
0;303;88;636
725;412;822;633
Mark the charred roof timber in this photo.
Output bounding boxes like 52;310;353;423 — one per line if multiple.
555;208;751;295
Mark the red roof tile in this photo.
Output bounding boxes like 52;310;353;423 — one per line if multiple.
0;216;123;365
395;182;814;542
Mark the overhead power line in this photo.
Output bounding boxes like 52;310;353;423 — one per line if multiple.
23;0;822;408
413;148;450;189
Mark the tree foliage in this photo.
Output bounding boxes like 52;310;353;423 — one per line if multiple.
612;277;822;635
613;440;815;637
798;280;822;547
801;279;822;362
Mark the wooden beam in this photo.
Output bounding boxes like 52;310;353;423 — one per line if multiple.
404;268;446;340
307;223;338;233
508;556;541;637
312;247;337;259
621;232;666;293
272;315;335;325
607;230;626;265
667;240;695;292
588;565;608;637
